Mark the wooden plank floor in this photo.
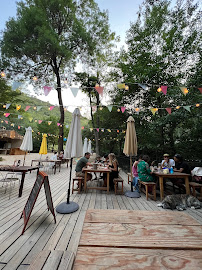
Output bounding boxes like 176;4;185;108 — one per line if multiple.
0;165;202;269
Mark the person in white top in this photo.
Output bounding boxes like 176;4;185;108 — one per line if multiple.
50;151;58;161
161;153;175;168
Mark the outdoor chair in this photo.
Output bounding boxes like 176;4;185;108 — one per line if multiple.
0;171;20;199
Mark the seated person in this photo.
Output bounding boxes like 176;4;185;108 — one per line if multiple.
103;154;109;165
161;153;175;168
50;151;58;161
58;151;64;160
137;155;154;182
75;152;92;181
103;153;119;190
173;154;191;192
174;154;191;174
132;155;142;193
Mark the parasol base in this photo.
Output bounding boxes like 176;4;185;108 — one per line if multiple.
56;201;79;214
125;190;141;198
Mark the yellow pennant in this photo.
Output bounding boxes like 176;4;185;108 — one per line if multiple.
150;108;158;115
117;83;125;89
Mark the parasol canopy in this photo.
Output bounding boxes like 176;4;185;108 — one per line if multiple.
87;139;92;153
64;108;83;158
123;116;137;156
83;137;88;155
20;126;33;152
39;134;47;155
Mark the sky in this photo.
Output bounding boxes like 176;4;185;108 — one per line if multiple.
0;0;196;116
0;0;144;116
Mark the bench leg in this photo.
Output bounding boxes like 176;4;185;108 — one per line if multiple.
145;185;148;200
121;181;123;194
153;185;156;201
192;187;196;197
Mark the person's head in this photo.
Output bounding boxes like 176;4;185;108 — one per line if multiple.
108;153;118;164
138;154;143;161
84;152;91;159
163;153;170;161
142;155;150;163
104;154;109;160
54;151;57;155
96;156;101;161
174;154;183;163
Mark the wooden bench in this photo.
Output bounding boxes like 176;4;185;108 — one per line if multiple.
114;178;124;195
28;250;74;270
189;182;202;198
139;180;156;201
127;173;132;184
72;177;84;194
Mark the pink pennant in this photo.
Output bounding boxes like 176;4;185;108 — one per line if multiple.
49;106;55;111
96;128;99;132
18;125;20;129
57;123;60;126
95;86;104;96
38;120;43;124
25;106;31;111
198;88;202;94
121;106;126;113
5;113;10;117
5;120;8;124
166;108;172;114
161;86;167;95
81;126;84;130
43;86;52;96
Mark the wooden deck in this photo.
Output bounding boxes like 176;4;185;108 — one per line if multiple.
0;165;202;269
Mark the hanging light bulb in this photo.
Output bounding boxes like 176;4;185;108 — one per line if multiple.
95;83;99;88
99;107;103;110
176;106;180;109
33;106;37;110
33;75;38;81
125;85;129;90
157;87;162;92
135;108;140;112
3;105;6;108
1;71;6;77
117;108;120;112
196;103;200;107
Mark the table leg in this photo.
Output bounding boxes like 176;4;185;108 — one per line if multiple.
59;162;61;172
84;171;87;192
159;176;164;201
54;163;56;174
107;172;109;194
19;172;26;197
185;176;190;195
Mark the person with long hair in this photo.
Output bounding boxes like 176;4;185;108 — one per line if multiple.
103;153;119;190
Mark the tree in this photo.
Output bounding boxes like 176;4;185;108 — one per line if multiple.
110;0;201;161
1;0;115;152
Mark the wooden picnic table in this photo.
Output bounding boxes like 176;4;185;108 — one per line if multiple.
154;171;190;201
83;166;111;194
74;209;202;269
0;165;39;197
31;159;61;174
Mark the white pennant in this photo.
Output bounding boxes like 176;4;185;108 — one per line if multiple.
70;88;79;97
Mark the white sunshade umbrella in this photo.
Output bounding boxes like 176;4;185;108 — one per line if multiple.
56;108;83;214
83;137;88;155
20;126;33;165
87;140;92;153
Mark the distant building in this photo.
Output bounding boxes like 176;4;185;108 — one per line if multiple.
0;130;25;155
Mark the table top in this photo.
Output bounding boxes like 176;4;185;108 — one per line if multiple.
74;209;202;269
154;171;190;177
83;166;111;173
0;165;39;172
31;159;61;163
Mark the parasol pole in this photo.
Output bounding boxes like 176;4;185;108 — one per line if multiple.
67;158;73;204
130;155;133;192
23;152;26;166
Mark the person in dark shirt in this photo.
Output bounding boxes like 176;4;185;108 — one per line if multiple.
174;154;191;174
173;154;191;193
75;152;92;181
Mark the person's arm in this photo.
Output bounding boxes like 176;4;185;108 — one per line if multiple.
145;162;153;175
174;167;184;173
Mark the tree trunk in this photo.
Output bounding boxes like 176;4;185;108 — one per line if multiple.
56;73;64;153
